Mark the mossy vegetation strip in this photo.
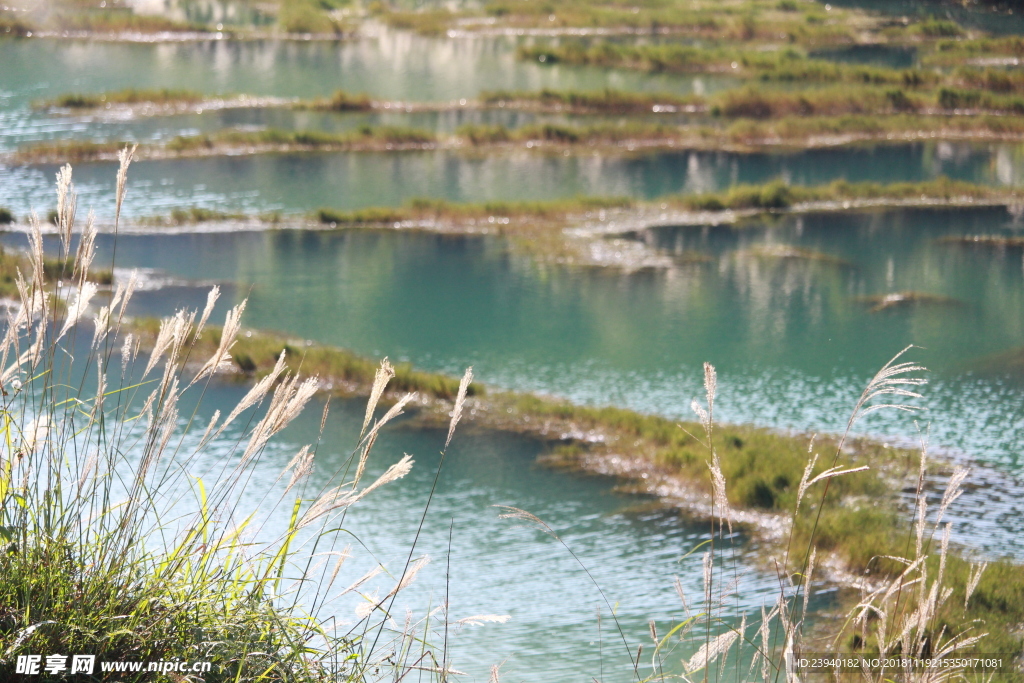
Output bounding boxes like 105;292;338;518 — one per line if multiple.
135;319;1024;667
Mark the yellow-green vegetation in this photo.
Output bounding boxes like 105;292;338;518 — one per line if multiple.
13;139;130;164
307;178;1014;228
132;319;480;400
0;0;348;37
35;88;206;110
921;35;1024;67
481;87;702;113
165;126;436;151
276;0;348;34
132;206;286;227
313;196;635;226
457;120;686;145
11;126;438;164
48;9;205;33
677;177;1008;211
374;0;877;45
721;112;1024;146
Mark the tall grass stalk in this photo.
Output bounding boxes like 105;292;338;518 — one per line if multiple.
0;155;469;681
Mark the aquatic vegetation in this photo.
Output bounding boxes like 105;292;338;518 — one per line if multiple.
167;126;437;151
35;88;206;110
480;87;702;114
858;291;962;313
12;139;130;164
681;177;1015;212
11;127;439;163
299;90;374;111
313;196;634;227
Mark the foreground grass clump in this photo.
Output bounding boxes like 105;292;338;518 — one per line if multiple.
527;358;1024;676
0;154;467;682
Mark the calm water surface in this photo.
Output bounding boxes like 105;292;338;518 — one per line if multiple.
0;32;731;152
3;142;1024;219
10;205;1020;561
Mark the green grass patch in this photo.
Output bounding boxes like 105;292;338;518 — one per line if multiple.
678;177;1004;212
167;126;436;152
36;88;206;110
480;87;702;114
313;195;634;226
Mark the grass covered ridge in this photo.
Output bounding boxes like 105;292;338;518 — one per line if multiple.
35;88;206;110
311;178;1018;228
126;319;1024;668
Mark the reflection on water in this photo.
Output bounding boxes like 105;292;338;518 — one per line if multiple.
6;205;1023;562
0;31;732;153
3;142;1024;219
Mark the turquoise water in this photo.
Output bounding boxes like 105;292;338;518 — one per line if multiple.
2;141;1022;219
0;32;733;155
3;27;1023;681
182;387;786;682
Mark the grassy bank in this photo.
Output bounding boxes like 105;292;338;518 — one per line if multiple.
374;0;916;47
310;178;1019;229
1;154;458;681
18;112;1024;166
312;195;634;227
146;320;1024;668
